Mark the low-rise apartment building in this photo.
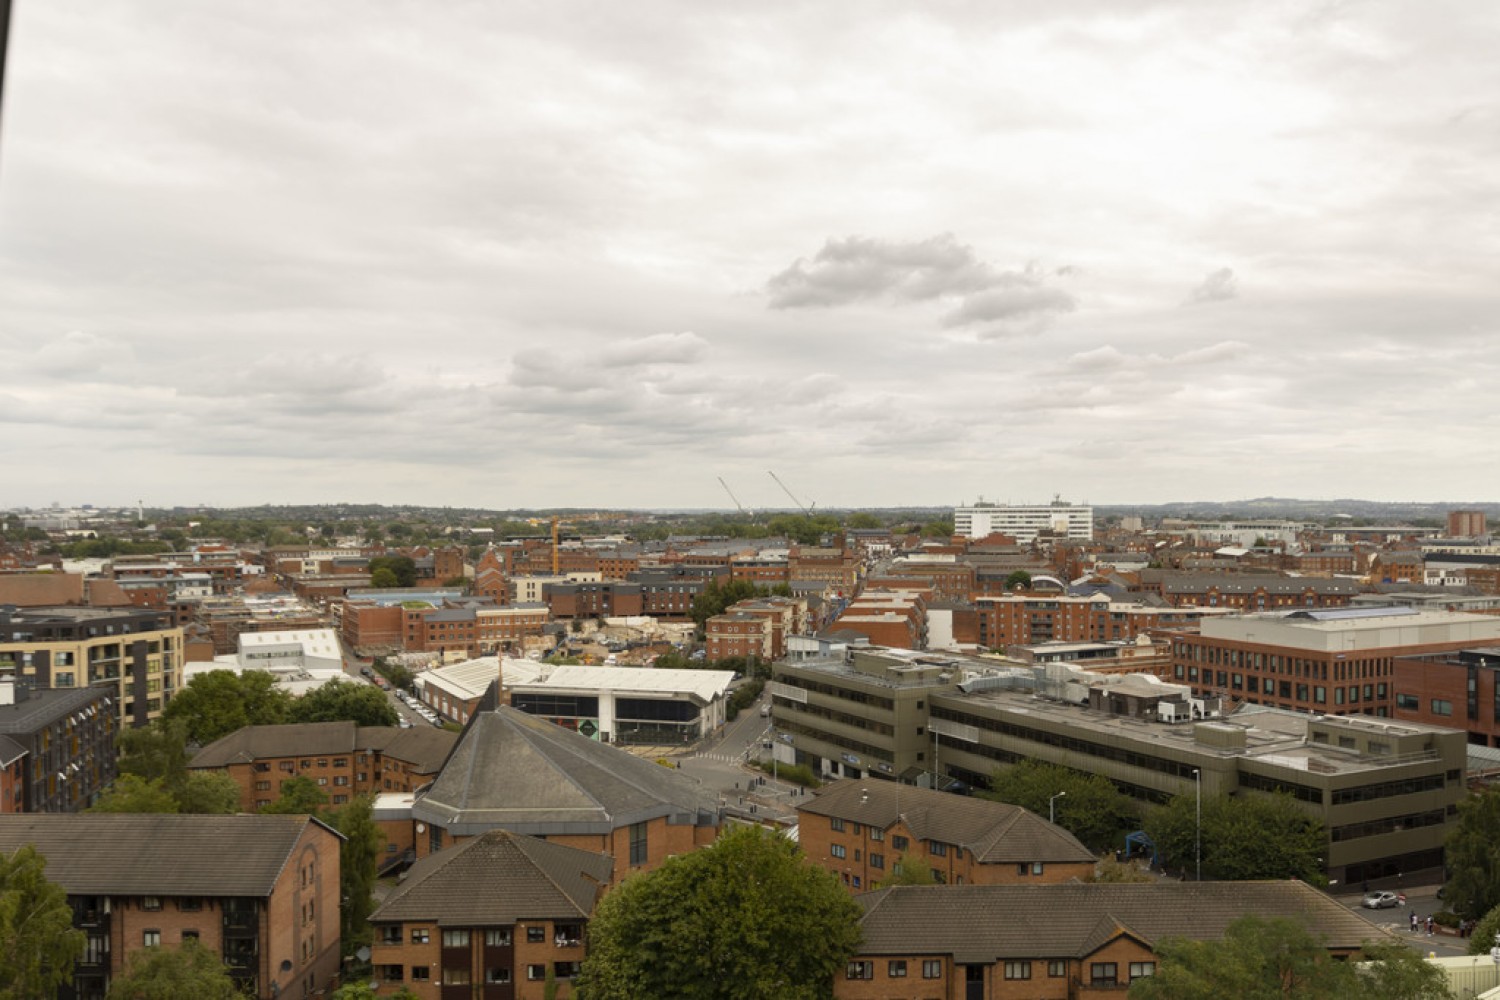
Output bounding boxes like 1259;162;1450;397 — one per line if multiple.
0;679;116;812
838;882;1378;1000
974;594;1222;649
799;779;1095;892
369;829;611;998
0;813;342;1000
188;721;457;811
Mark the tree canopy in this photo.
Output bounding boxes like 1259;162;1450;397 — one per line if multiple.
0;845;84;999
1128;915;1450;1000
1445;788;1500;919
162;670;292;744
1142;791;1324;883
876;852;938;888
690;579;788;632
367;555;417;588
332;796;384;956
982;759;1138;852
577;825;862;1000
286;679;398;728
105;939;248;1000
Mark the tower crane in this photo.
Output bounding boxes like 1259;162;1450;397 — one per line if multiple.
767;471;815;515
717;477;747;515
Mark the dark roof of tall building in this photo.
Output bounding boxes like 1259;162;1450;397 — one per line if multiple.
800;780;1094;866
188;721;457;772
0;685;112;735
856;883;1385;962
412;706;720;836
0;814;340;896
372;830;611;926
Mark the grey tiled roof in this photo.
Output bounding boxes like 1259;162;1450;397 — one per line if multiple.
0;814;340;896
801;780;1094;865
413;707;720;835
0;686;110;734
189;722;456;773
856;883;1387;963
372;830;611;926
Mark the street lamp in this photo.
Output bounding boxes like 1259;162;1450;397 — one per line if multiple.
1193;768;1202;882
1049;791;1067;825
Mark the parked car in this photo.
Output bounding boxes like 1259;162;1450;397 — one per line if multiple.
1362;891;1400;909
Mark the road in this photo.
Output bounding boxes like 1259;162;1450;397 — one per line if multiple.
1335;885;1478;957
672;689;804;824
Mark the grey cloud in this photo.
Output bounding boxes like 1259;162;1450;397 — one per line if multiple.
765;233;999;309
942;284;1077;329
1187;267;1238;304
599;332;706;366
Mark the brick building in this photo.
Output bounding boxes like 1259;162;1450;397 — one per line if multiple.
0;813;342;1000
1134;571;1360;610
830;591;927;650
974;594;1220;649
705;611;773;661
1166;606;1500;716
410;706;721;880
789;546;862;593
1393;645;1500;746
837;882;1377;1000
369;829;611;998
188;722;457;812
1449;510;1488;537
798;779;1095;892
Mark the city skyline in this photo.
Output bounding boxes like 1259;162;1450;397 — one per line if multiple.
3;3;1496;509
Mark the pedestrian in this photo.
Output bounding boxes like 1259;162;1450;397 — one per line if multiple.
1426;915;1434;936
1410;912;1418;933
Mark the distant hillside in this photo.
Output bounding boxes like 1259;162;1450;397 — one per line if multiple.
1095;498;1500;524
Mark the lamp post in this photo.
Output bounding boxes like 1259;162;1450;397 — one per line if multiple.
1050;790;1067;825
1193;768;1202;882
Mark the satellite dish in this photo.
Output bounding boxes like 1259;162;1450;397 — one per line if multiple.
415;823;426;833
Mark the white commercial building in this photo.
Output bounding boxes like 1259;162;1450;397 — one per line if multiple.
509;665;737;746
954;499;1094;543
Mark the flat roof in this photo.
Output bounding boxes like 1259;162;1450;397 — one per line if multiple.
515;666;735;701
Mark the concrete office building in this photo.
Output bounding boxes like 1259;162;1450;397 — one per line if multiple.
954;499;1094;543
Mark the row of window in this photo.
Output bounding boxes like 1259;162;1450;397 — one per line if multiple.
381;963;579;985
845;959;1155;983
398;925;582;947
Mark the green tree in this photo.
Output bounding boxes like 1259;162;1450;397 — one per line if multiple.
1446;788;1500;919
0;845;85;998
1003;569;1033;590
369;567;399;588
177;772;241;815
1467;902;1500;956
162;670;291;744
105;938;248;1000
367;555;417;588
117;720;192;803
287;679;398;728
920;519;954;538
1130;915;1450;1000
1086;858;1153;884
844;513;882;530
578;825;862;1000
90;775;180;814
259;777;329;816
876;852;938;888
1143;792;1324;883
333;796;384;956
982;760;1138;853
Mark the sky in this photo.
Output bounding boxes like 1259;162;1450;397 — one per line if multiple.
3;2;1497;511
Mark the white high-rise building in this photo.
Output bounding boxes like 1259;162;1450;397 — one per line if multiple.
954;498;1093;543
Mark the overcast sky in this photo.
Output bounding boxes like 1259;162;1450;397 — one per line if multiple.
3;2;1497;511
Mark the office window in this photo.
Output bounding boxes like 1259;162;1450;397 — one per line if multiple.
1130;962;1156;980
922;959;942;979
143;930;161;947
1091;962;1118;985
1048;960;1067;977
888;960;906;978
1432;700;1453;717
845;962;874;980
1004;961;1031;980
831;844;846;859
442;969;472;985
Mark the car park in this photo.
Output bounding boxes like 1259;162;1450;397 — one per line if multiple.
1362;891;1401;909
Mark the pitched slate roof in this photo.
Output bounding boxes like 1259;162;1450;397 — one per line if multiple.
800;780;1094;866
0;814;340;896
188;721;456;772
856;883;1387;963
412;706;720;835
372;830;611;926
